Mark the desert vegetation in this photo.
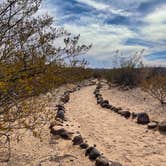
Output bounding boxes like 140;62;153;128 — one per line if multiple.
142;74;166;105
0;0;92;132
92;51;166;106
0;0;93;163
0;0;166;166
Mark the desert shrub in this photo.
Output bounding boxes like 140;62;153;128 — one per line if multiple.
105;67;142;87
0;0;92;104
0;0;92;144
104;51;144;87
142;75;166;105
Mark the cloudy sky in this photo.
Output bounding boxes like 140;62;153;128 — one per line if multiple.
39;0;166;68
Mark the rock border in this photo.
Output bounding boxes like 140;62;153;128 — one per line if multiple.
94;82;166;134
49;80;123;166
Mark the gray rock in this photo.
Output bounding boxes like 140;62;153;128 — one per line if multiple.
97;99;103;104
102;100;109;105
61;94;70;103
94;90;100;94
112;107;119;112
97;96;103;100
95;93;101;98
60;131;72;140
50;128;72;140
131;112;137;119
85;146;94;156
137;112;150;124
120;111;131;119
101;103;109;108
56;104;65;110
56;110;65;120
117;110;123;114
117;107;122;111
148;122;158;129
72;135;83;145
89;148;101;160
95;156;109;166
159;120;166;132
80;143;89;149
100;100;109;108
106;104;112;109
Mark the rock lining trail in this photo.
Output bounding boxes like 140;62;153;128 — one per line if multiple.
66;85;166;166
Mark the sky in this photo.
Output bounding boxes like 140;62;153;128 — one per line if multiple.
39;0;166;68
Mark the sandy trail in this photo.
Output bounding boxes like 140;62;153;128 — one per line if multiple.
66;85;166;166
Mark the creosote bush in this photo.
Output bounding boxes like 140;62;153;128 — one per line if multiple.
104;51;144;87
142;75;166;105
0;0;92;142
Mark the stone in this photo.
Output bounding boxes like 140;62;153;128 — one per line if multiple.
60;131;71;140
64;91;70;96
137;112;150;125
110;161;122;166
96;85;101;90
102;100;109;105
56;110;65;120
111;107;119;113
95;93;101;98
72;135;83;145
117;107;122;111
50;128;73;139
97;99;103;104
131;112;137;119
120;111;131;119
101;102;109;108
61;94;70;103
56;104;65;110
148;122;158;129
89;148;101;160
106;104;112;109
117;110;123;114
100;100;109;108
50;128;65;135
94;90;99;94
85;146;94;156
108;105;113;109
97;95;103;99
80;143;89;149
159;120;166;132
95;156;110;166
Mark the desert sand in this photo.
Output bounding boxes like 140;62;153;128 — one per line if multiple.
66;85;166;166
1;82;166;166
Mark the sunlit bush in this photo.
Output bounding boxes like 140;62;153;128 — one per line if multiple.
142;75;166;105
0;0;92;136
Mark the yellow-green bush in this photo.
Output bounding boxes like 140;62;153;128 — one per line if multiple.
0;0;92;134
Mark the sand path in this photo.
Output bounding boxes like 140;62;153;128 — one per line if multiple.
66;85;166;166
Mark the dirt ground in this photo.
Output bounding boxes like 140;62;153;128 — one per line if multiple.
101;83;166;121
1;82;166;166
66;85;166;166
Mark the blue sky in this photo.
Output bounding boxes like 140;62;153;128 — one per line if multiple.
39;0;166;68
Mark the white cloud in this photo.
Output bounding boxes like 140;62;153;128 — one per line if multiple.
77;0;108;10
76;0;131;16
143;59;166;67
64;23;148;61
140;5;166;41
36;0;166;67
145;6;166;24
